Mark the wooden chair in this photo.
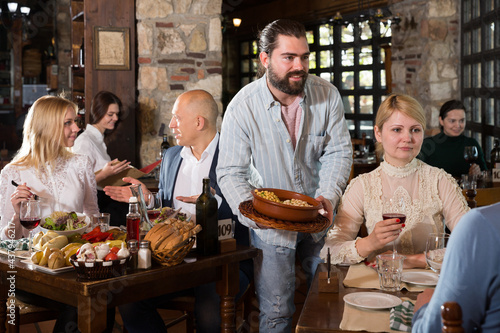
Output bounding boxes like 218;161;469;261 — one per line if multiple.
441;301;463;333
7;298;58;333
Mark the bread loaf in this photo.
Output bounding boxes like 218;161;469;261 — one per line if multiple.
145;218;202;252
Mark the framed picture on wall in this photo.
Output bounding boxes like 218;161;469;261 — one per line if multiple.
93;26;130;70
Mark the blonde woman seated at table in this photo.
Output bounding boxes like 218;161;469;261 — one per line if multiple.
0;95;99;240
320;94;469;268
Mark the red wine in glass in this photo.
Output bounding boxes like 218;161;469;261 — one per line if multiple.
147;210;161;221
464;146;479;166
382;213;406;224
20;217;41;230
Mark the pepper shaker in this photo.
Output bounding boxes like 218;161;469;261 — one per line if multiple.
127;239;139;270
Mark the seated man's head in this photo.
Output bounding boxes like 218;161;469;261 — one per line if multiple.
169;90;218;150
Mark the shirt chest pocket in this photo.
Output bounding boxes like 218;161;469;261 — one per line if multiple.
303;134;326;162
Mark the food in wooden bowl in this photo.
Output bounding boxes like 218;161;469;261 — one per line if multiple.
251;188;322;222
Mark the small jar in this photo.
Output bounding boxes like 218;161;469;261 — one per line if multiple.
127;239;139;271
138;240;151;269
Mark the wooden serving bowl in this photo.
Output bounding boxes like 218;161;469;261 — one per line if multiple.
251;188;322;222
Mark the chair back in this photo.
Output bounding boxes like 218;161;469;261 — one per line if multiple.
441;301;464;333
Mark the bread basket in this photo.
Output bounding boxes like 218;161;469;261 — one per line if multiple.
151;237;195;267
70;254;129;280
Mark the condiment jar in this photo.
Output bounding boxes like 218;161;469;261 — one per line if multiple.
127;239;139;270
138;240;151;269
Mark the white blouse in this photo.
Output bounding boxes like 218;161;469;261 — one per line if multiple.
73;124;111;172
0;154;99;239
321;158;470;264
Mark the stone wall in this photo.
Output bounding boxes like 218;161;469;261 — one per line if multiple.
389;0;460;135
136;0;223;167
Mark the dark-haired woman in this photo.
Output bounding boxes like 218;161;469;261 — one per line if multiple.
418;99;487;179
73;91;130;226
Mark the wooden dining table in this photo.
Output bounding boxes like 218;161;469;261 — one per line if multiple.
0;245;259;333
296;263;421;333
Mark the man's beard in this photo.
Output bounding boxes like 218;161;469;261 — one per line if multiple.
267;63;308;96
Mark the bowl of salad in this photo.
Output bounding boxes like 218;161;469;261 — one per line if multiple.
40;211;90;236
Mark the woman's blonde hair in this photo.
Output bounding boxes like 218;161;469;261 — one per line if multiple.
11;95;78;172
375;94;426;158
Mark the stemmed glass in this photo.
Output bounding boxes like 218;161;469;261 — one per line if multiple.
464;146;478;167
425;233;450;276
146;191;162;222
19;199;41;255
382;197;406;254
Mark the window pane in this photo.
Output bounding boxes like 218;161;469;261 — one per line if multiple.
319;50;333;68
473;132;482;146
360;70;373;89
381;22;392;38
360;95;374;114
320;72;332;83
240;42;249;56
486;22;494;50
463;0;471;23
464;97;473;122
485;0;495;12
360;46;373;65
342;48;355;66
360;120;374;138
485;60;494;88
485;136;494;163
463;31;471;56
486;98;495;125
472;98;482;123
346;119;355;131
319;24;333;46
360;21;372;40
251;41;258;55
464;64;471;88
241;77;250;86
241;60;249;73
381;70;386;89
472;0;480;19
472;28;481;53
309;52;316;70
342;25;354;43
342;96;354;114
472;62;481;88
306;30;314;44
342;73;355;89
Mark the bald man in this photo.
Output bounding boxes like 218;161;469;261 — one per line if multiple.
108;90;252;333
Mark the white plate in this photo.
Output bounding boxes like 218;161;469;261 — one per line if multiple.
40;213;90;236
21;259;74;275
343;292;402;310
402;271;439;286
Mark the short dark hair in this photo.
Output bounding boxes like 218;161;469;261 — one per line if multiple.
90;91;122;132
258;19;306;55
439;100;466;120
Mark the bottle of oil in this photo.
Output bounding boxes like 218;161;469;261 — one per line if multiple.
195;178;219;256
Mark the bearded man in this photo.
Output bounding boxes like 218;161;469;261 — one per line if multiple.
217;19;352;333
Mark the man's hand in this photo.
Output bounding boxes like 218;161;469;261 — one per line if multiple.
176;188;216;204
316;195;333;226
103;177;148;203
414;289;434;313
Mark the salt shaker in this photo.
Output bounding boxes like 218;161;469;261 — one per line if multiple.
127;239;139;270
138;240;151;269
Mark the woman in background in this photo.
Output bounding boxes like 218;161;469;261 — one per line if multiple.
0;95;99;239
418;99;487;179
321;94;469;268
73;91;130;226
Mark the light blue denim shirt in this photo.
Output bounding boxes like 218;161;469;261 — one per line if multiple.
217;74;353;249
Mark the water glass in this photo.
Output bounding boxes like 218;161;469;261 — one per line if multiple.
376;254;405;291
92;213;110;232
425;233;449;275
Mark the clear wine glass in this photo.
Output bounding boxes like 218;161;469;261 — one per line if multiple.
382;197;406;254
425;233;450;276
19;199;41;256
146;191;162;222
464;146;479;167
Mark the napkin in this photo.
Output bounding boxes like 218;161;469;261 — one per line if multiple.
390;301;415;332
343;263;432;292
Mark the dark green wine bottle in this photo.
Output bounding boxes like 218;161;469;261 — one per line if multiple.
196;178;219;256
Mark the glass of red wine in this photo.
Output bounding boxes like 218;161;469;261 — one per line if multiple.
464;146;478;167
146;192;162;222
19;199;41;256
382;197;406;254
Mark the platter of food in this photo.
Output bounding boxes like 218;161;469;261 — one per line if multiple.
21;259;75;275
40;211;90;236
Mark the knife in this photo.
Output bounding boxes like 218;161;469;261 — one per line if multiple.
11;180;40;200
327;247;331;284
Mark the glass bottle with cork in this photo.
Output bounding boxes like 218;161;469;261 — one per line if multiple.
126;196;141;241
160;134;170;158
195;178;219;256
